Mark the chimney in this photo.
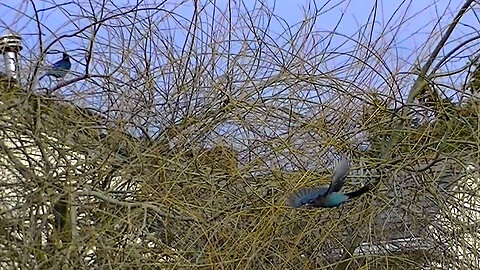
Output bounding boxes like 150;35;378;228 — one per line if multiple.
0;33;22;80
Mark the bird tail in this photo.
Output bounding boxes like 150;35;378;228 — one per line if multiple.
345;183;371;199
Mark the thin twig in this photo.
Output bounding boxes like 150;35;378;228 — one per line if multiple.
78;189;196;222
335;1;477;269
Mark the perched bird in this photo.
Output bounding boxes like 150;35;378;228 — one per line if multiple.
287;158;371;208
40;52;71;80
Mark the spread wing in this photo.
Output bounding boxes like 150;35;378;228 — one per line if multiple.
286;187;328;208
326;158;350;194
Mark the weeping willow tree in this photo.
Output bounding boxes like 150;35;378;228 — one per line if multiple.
1;0;479;269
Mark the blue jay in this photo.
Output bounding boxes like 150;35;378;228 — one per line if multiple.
40;52;71;80
287;158;371;208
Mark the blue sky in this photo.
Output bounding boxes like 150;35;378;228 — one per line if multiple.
1;0;474;63
1;0;478;158
0;1;478;122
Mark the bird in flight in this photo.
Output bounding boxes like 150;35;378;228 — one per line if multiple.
287;158;371;208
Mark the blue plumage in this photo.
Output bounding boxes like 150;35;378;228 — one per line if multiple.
40;52;71;80
287;158;370;208
287;187;328;207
